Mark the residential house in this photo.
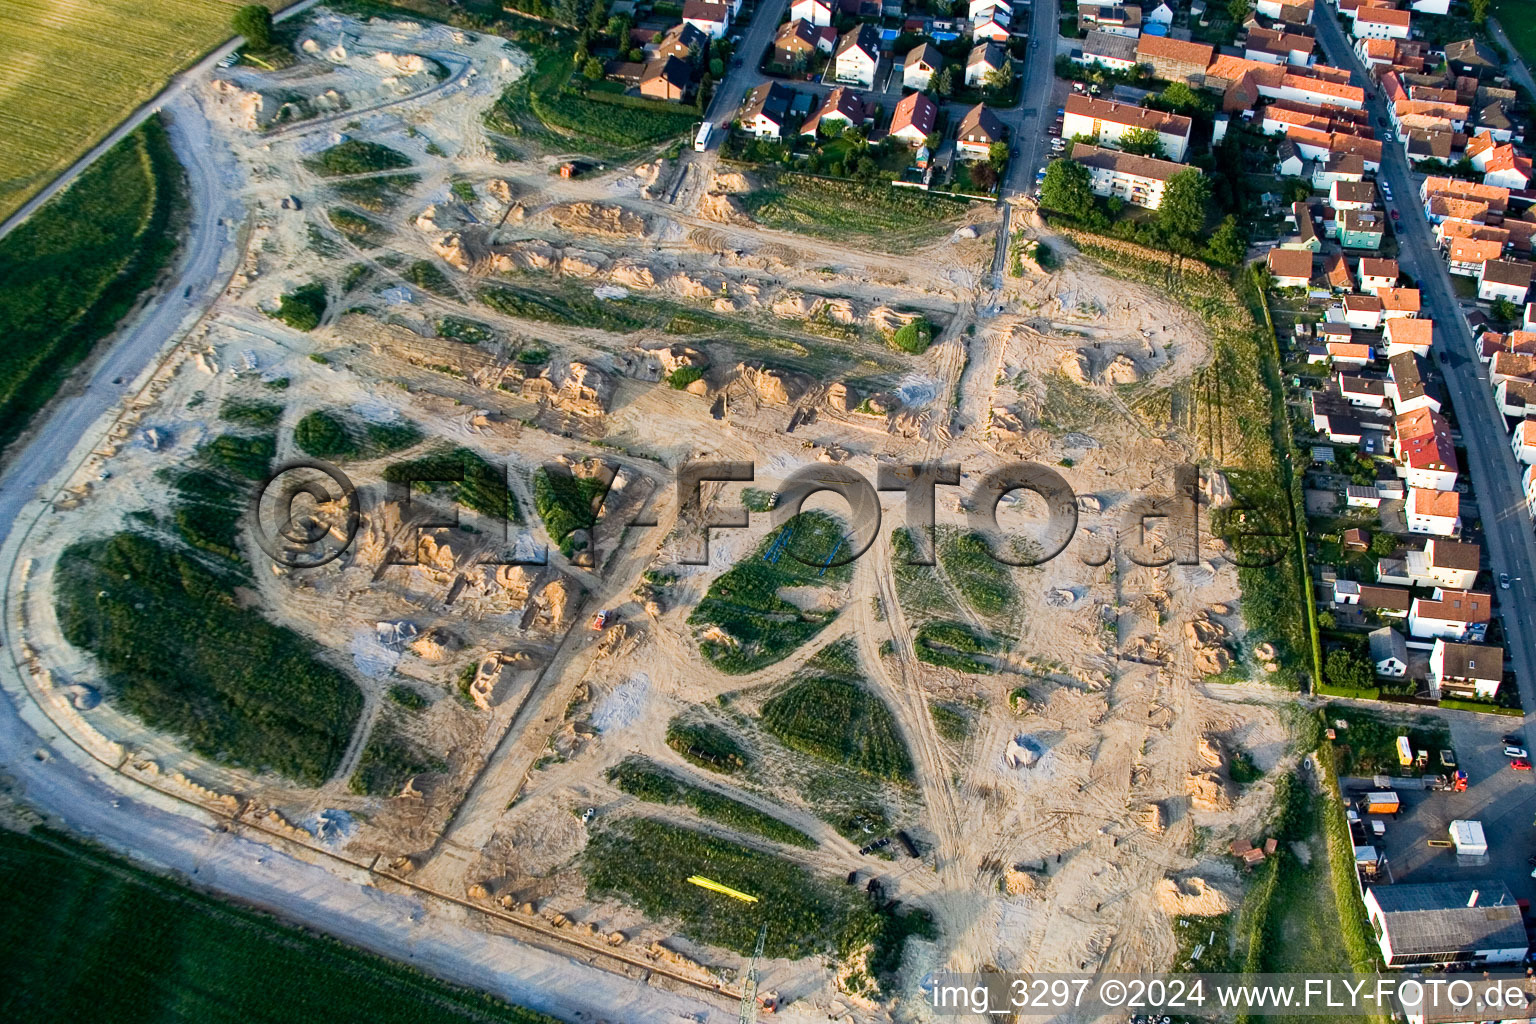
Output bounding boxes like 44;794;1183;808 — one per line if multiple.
1145;0;1175;24
972;8;1011;41
1347;484;1383;507
1480;259;1533;304
1359;257;1399;294
1329;341;1374;366
1324;252;1354;292
1268;247;1313;287
955;103;1005;158
1475;143;1534;191
741;81;796;138
1406;488;1456;537
1331;179;1376;211
966;41;1007;86
1352;6;1411;40
1076;30;1140;71
1408;587;1490;640
903;42;943;90
1078;3;1142;37
1070;143;1192;209
1359;583;1412;617
1491;351;1536;387
1497;377;1536;419
1388;351;1442;414
1405;538;1481;590
639;56;692;101
1380;287;1421;320
889;91;937;145
1369;626;1409;678
1397;407;1458;491
1364;881;1526;969
1448;237;1505;277
800;86;868;136
1513;419;1536;464
790;0;834;25
1135;35;1214;84
968;0;1012;18
834;24;880;88
1445;38;1500;79
1288;199;1322;250
682;0;731;39
1384;317;1433;358
1245;26;1315;66
1063;95;1193;161
1338;208;1386;249
1428;639;1504;699
1343;294;1384;330
773;20;832;68
654;22;709;62
1313;152;1367;190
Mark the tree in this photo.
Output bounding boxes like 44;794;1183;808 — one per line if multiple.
1039;158;1095;219
932;66;955;97
583;57;605;80
232;4;272;49
1205;215;1247;266
1160;81;1200;112
1119;126;1166;158
709;57;725;77
1158;169;1210;238
1470;0;1490;23
984;61;1014;93
923;130;942;151
988;141;1010;171
1371;531;1398;557
1325;647;1374;692
1226;0;1251;23
1492;297;1521;325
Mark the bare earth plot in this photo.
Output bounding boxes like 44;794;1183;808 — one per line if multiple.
10;6;1306;1021
0;0;254;221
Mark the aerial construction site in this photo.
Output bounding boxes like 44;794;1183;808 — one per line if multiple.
1;8;1303;1022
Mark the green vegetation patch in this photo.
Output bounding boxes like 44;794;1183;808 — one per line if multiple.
937;528;1015;618
665;718;748;774
306;140;413;177
328;207;388;247
0;117;183;449
928;702;971;743
384;447;517;521
436;316;495;344
480;284;644;333
0;828;561;1024
1324;704;1450;778
331;174;420;212
219;396;284;429
761;677;912;781
349;718;444;796
55;533;363;785
688;511;851;674
585;818;847;958
888;317;934;355
404;260;455;296
169;470;249;565
269;282;328;332
532;464;608;556
294;409;422;461
607;756;814;848
914;620;998;674
666;365;705;389
198;432;276;481
739;173;967;247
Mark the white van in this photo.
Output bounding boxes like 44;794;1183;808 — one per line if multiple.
694;121;713;152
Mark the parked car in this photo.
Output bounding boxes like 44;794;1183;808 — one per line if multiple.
1505;745;1528;758
1504;734;1523;746
1391;209;1400;220
1438;350;1449;364
1380;182;1393;201
1514;758;1532;771
1501;572;1512;589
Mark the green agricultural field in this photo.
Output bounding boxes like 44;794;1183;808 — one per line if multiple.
761;677;912;781
665;717;749;774
0;116;183;447
532;464;608;556
383;447;518;521
294;409;422;460
0;828;561;1024
54;532;363;785
739;173;969;248
913;620;999;674
937;527;1016;619
0;0;265;222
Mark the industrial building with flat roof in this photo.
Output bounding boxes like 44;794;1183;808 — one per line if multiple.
1363;880;1527;968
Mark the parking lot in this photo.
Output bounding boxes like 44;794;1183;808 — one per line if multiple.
1345;710;1536;904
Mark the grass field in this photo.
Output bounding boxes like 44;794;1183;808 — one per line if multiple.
739;173;969;248
0;0;268;222
1493;1;1536;65
607;756;815;848
0;828;561;1024
0;116;183;448
761;677;913;781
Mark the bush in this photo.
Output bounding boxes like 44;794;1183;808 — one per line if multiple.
914;620;998;673
219;397;284;428
198;433;275;480
349;719;444;796
54;533;363;784
889;317;934;355
270;283;327;332
532;464;608;555
761;677;912;780
384;448;517;521
293;410;358;459
404;260;454;296
436;316;494;344
666;719;749;773
666;365;705;389
929;702;970;742
937;528;1015;617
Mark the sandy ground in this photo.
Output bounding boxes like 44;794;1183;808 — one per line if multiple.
4;9;1292;1022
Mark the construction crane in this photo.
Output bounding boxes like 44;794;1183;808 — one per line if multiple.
738;922;767;1024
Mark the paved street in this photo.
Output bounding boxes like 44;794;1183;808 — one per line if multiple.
1313;3;1536;796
